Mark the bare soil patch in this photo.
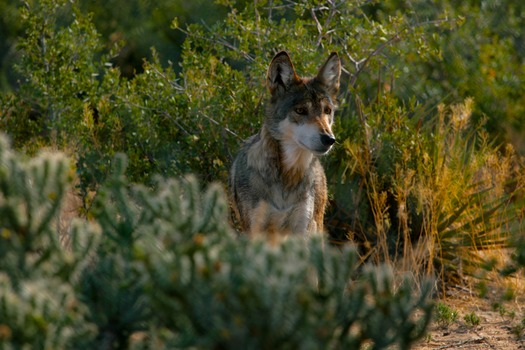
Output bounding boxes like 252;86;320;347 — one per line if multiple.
415;285;525;349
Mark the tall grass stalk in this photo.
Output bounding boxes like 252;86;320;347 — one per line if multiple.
330;96;524;285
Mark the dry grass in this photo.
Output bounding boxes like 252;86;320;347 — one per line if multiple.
331;97;525;290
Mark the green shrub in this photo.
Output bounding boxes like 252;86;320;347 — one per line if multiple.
464;312;480;327
434;302;458;328
378;0;525;153
1;0;523;286
0;135;433;348
2;0;447;185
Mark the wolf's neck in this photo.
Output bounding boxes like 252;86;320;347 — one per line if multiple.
280;138;313;177
249;126;314;184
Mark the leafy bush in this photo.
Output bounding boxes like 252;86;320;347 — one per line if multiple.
379;0;525;153
1;0;523;285
1;0;524;345
0;135;433;349
1;0;447;185
1;0;239;205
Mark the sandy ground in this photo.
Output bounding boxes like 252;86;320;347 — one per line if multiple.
415;284;525;349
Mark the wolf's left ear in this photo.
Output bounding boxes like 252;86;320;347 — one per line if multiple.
316;52;341;96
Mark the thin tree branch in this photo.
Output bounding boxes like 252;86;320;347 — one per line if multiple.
349;32;401;87
198;112;241;140
178;24;255;62
349;17;456;87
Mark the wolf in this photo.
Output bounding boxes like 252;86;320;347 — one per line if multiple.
229;51;341;237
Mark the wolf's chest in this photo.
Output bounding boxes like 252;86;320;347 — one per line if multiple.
257;183;315;234
267;182;313;210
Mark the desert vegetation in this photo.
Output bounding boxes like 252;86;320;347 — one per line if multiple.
0;0;524;348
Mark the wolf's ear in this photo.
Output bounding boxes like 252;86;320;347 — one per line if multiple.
316;52;341;96
267;51;299;94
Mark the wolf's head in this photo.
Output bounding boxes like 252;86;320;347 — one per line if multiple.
265;51;341;156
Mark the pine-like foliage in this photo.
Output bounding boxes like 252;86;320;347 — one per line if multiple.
0;135;432;349
0;135;95;348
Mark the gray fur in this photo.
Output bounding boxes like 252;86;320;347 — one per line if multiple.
229;51;341;237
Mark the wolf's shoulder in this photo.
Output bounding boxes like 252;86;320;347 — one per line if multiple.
242;132;260;147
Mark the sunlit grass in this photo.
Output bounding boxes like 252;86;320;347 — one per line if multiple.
328;96;525;285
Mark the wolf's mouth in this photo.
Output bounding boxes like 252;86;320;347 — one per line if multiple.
298;140;332;155
314;145;333;155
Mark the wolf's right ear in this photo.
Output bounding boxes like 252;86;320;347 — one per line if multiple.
316;52;341;97
267;51;299;94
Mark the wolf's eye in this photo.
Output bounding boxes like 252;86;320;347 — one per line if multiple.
294;107;307;115
324;106;332;114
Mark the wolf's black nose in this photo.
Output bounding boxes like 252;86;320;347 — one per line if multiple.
320;134;336;147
